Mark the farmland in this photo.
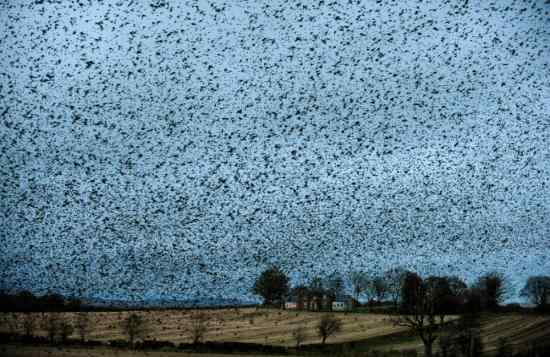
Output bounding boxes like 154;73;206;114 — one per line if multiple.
0;308;407;346
1;308;550;356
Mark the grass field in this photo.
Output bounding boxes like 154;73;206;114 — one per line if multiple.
0;308;409;346
478;313;550;354
1;309;549;356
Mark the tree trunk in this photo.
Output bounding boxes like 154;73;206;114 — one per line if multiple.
322;336;326;345
423;340;433;357
469;332;475;357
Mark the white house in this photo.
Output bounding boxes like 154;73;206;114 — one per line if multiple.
285;301;298;310
332;301;347;311
332;294;353;311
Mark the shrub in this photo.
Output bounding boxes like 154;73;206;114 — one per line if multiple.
317;314;342;345
189;312;208;344
75;312;92;342
22;313;37;338
121;313;149;347
81;339;103;347
177;341;288;354
41;314;60;343
135;339;175;350
109;339;130;348
58;320;74;343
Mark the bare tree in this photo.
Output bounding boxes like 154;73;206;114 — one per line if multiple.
455;325;483;357
438;333;456;357
325;272;345;308
384;267;406;310
442;315;483;357
291;325;306;349
317;314;342;345
390;275;446;357
349;271;369;303
190;312;208;344
1;313;18;341
59;318;74;343
308;277;325;311
325;272;344;294
22;313;36;338
424;276;453;324
520;276;550;312
475;271;508;311
41;313;60;343
364;278;379;308
372;276;388;303
289;285;309;310
121;313;149;347
448;276;468;297
75;312;92;342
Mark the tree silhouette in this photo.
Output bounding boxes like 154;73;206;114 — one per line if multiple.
291;325;306;349
317;314;342;345
75;312;92;343
41;314;60;344
384;267;407;310
252;266;289;307
59;319;74;343
392;274;449;357
475;272;507;311
22;313;36;338
121;313;149;347
190;312;208;344
521;276;550;312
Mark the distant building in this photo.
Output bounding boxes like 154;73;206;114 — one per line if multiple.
285;300;298;310
286;286;308;310
285;288;354;311
309;294;331;311
332;294;353;311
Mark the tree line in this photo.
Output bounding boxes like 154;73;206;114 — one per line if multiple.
2;310;168;348
1;311;92;345
0;291;83;312
2;272;547;314
2;309;193;353
253;267;550;357
1;271;548;357
253;267;550;313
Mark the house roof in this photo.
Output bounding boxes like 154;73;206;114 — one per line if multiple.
334;294;353;302
286;294;301;303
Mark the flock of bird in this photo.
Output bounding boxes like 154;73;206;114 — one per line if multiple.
0;0;549;302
